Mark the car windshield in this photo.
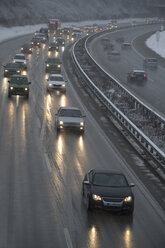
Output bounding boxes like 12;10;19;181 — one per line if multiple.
49;76;63;81
10;77;28;85
14;55;25;60
59;109;82;117
47;58;60;64
6;63;20;68
92;173;128;187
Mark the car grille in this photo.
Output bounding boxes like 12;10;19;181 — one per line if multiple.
103;197;123;203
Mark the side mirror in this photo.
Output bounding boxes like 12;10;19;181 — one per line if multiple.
82;115;86;118
29;82;31;84
8;81;10;83
129;183;135;187
83;180;90;185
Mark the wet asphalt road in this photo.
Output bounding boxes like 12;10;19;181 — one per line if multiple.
0;27;164;248
88;24;165;117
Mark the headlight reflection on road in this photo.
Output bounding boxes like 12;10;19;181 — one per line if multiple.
88;226;98;248
124;228;132;248
78;135;84;151
60;95;66;107
46;94;52;123
57;135;63;155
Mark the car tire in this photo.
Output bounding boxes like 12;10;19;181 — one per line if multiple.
127;205;134;215
87;196;92;211
8;92;11;98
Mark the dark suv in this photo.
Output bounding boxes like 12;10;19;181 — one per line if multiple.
127;70;148;81
143;58;158;69
45;57;61;73
8;75;31;98
3;63;22;77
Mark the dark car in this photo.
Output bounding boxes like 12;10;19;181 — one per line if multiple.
121;43;131;49
3;63;22;77
116;37;124;42
20;44;33;54
39;27;49;38
108;50;120;60
45;57;61;73
8;75;31;98
82;169;135;214
55;38;65;46
104;43;114;51
48;42;60;52
143;58;158;69
127;70;148;81
31;37;42;47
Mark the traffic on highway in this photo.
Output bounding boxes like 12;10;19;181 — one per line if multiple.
0;19;164;248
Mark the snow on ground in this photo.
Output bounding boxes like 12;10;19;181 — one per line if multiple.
146;30;165;59
0;18;149;44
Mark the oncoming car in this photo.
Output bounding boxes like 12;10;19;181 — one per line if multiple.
12;54;27;70
47;74;66;93
20;44;33;54
127;70;148;81
121;43;131;49
48;42;59;52
3;63;22;77
8;75;31;99
55;107;85;133
45;57;61;73
82;169;135;214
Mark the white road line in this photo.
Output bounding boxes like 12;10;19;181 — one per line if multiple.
64;228;73;248
44;153;52;173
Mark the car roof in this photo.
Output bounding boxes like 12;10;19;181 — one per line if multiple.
49;74;63;77
15;54;25;56
91;169;124;175
133;70;145;73
59;106;81;111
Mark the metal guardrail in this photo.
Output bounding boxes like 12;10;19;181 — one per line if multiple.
71;30;165;176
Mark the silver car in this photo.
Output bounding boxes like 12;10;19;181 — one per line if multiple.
55;107;85;133
47;74;66;93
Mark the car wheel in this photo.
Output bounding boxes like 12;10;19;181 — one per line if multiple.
127;205;134;215
8;92;11;98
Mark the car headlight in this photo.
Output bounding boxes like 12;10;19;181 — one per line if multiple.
59;121;63;125
24;61;26;64
124;196;133;202
49;83;52;86
92;194;102;201
57;65;61;68
62;84;65;87
37;43;39;45
47;64;50;67
80;122;84;126
25;88;28;91
29;48;32;51
5;70;8;72
21;48;23;50
10;87;13;90
17;70;20;73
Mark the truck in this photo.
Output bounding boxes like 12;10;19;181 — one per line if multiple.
48;19;61;32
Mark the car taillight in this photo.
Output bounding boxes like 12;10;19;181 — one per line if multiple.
109;54;112;56
104;46;106;49
144;75;148;78
132;75;136;78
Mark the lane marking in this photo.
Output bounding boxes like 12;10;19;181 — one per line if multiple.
64;228;73;248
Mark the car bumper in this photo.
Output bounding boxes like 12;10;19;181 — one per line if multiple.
47;85;66;92
9;88;29;96
57;124;84;132
45;67;61;73
90;199;134;212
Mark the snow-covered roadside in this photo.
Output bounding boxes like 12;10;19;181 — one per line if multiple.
146;30;165;59
0;18;150;44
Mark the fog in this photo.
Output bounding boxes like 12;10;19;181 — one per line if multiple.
0;0;162;26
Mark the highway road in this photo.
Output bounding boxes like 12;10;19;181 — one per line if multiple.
88;24;165;117
0;27;164;248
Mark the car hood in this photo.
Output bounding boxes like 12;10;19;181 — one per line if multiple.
91;185;132;198
58;116;84;123
48;80;65;85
